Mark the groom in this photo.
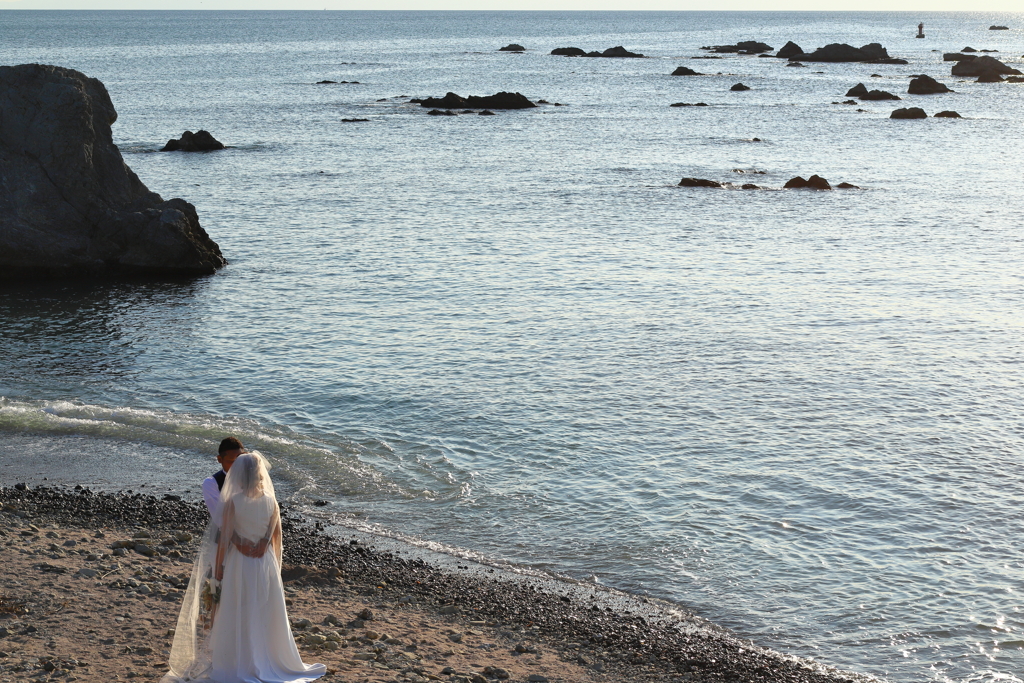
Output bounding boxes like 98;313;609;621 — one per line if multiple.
202;437;245;518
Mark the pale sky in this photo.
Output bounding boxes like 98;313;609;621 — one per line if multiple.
2;1;1024;11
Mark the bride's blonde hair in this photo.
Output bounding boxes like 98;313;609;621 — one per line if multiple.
225;452;274;498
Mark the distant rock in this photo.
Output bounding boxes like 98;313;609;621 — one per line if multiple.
426;109;457;116
943;53;973;61
934;110;962;118
678;178;723;188
951;55;1022;77
499;44;526;52
0;64;225;280
890;107;927;119
791;42;900;63
316;80;337;84
670;102;709;107
418;92;537;109
741;184;761;189
703;40;773;54
730;82;751;91
908;74;953;94
786;62;806;67
598;46;645;58
962;46;978;52
776;41;804;59
161;130;225;152
860;90;901;100
671;66;703;75
340;118;370;122
846;83;869;97
479;110;496;115
550;45;644;58
989;25;1009;30
551;47;587;56
784;175;831;190
836;182;860;189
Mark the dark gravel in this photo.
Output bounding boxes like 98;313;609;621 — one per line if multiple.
0;484;873;683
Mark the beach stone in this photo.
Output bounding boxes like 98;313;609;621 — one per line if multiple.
448;632;464;643
934;110;962;118
678;178;722;188
357;608;375;621
484;667;510;679
291;618;312;629
303;634;327;646
527;676;549;683
908;74;952;94
890;107;927;119
77;567;98;578
351;653;375;661
45;531;59;539
439;605;459;615
364;630;381;640
160;129;224;152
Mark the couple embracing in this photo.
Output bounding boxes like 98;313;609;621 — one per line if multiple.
162;438;326;683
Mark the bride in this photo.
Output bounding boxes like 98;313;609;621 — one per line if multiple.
163;452;326;683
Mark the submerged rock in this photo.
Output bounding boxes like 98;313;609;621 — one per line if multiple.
730;82;751;91
0;64;225;280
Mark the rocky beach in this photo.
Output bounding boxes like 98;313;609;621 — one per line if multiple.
0;485;870;683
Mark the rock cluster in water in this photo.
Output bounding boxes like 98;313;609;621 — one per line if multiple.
161;130;225;152
0;64;226;280
549;46;644;58
413;92;536;109
788;43;906;64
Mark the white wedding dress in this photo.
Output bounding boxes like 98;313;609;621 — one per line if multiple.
163;453;325;683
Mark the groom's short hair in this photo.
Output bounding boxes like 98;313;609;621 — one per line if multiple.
219;437;244;454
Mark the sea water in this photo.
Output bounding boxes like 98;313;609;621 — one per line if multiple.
2;10;1024;681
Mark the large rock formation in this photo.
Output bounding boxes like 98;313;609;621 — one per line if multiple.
790;43;903;63
951;55;1022;77
0;64;226;280
776;41;804;59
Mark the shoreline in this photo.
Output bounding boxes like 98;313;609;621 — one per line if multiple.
0;484;872;683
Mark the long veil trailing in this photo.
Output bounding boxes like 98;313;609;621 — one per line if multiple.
163;451;321;683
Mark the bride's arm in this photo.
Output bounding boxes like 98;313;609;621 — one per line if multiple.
215;499;235;581
270;503;283;568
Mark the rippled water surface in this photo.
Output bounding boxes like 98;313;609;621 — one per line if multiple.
3;10;1024;681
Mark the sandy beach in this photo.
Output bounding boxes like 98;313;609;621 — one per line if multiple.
0;485;870;683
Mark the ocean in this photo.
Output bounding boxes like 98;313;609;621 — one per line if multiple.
2;9;1024;681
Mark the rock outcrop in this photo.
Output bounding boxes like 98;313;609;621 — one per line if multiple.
0;64;225;280
671;66;703;76
702;41;773;54
161;130;224;152
784;175;831;190
790;43;903;63
678;178;722;188
934;110;962;118
776;41;804;59
730;82;751;91
890;107;927;119
499;44;526;52
989;25;1009;30
908;75;953;94
846;83;869;97
416;92;536;109
550;46;644;58
951;55;1022;77
860;90;901;100
944;53;973;61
